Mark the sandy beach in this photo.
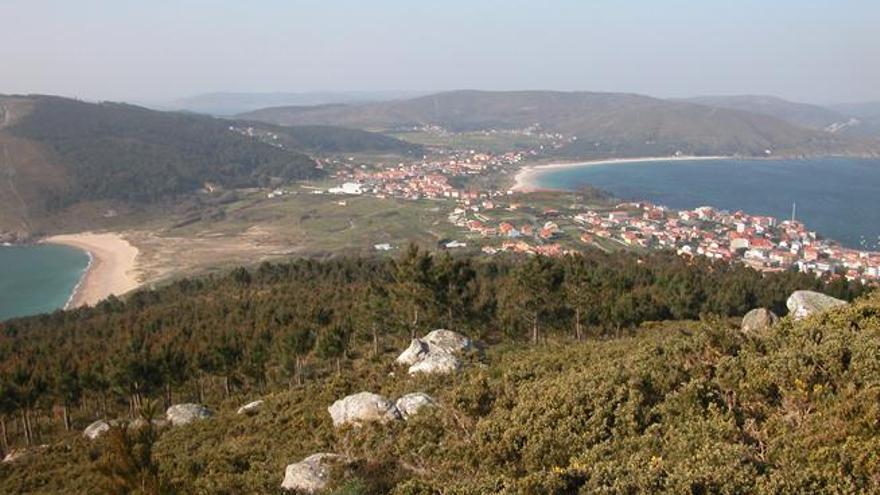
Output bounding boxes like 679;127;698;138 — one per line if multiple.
44;232;141;308
510;156;731;192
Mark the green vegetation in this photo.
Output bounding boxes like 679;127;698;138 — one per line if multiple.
387;129;548;154
0;248;871;493
269;125;424;155
8;96;323;207
238;90;876;158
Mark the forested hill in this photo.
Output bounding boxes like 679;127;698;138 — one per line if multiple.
5;95;322;204
246;123;425;155
0;248;873;493
0;95;332;237
238;90;878;159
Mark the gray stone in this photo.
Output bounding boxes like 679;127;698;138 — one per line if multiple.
422;329;473;354
1;445;47;464
396;329;472;375
237;400;264;415
281;453;342;493
394;393;435;420
2;449;25;463
328;392;401;427
395;339;430;366
741;308;779;332
83;419;111;440
786;290;846;320
165;403;213;426
408;352;461;375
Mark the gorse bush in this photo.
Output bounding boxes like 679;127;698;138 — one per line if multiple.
0;248;874;493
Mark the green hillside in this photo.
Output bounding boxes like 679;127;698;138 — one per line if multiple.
0;248;873;494
683;95;850;130
0;96;432;239
260;124;424;155
7;96;322;205
238;90;877;158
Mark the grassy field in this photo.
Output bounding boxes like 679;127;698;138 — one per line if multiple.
388;130;550;154
123;186;471;286
123;185;633;286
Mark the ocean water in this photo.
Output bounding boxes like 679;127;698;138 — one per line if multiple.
0;244;90;321
533;158;880;250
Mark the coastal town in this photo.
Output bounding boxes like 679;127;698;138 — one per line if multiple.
317;148;880;285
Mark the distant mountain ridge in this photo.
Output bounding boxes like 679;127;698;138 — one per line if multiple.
152;91;428;116
239;90;877;159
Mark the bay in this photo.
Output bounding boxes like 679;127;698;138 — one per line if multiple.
0;244;90;321
532;158;880;250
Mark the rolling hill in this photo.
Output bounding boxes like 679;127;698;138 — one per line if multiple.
153;90;427;116
0;96;417;239
682;95;851;130
240;90;877;158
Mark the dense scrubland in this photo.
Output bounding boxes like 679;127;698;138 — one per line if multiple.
0;247;874;494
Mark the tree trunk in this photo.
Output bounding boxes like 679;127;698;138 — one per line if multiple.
21;410;31;447
223;376;231;398
532;311;539;345
1;416;8;452
372;325;379;357
62;404;71;432
164;383;172;409
411;308;419;338
575;307;582;341
336;358;341;375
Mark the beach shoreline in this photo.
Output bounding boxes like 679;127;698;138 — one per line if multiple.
43;232;141;308
510;155;732;192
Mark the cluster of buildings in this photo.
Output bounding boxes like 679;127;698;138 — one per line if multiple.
314;130;879;284
446;202;571;257
331;150;525;200
574;203;880;283
228;125;284;149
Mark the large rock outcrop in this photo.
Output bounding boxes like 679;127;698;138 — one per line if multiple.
328;392;401;427
166;403;213;426
395;393;435;420
740;308;779;332
786;290;846;320
396;329;472;375
83;420;111;440
281;453;342;493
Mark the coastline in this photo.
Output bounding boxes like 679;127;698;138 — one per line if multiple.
510;155;732;192
43;232;141;308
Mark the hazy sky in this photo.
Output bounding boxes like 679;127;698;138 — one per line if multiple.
1;0;878;104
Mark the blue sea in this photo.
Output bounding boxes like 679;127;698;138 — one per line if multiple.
0;244;90;321
532;158;880;251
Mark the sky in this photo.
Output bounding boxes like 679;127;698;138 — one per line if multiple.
1;0;878;104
